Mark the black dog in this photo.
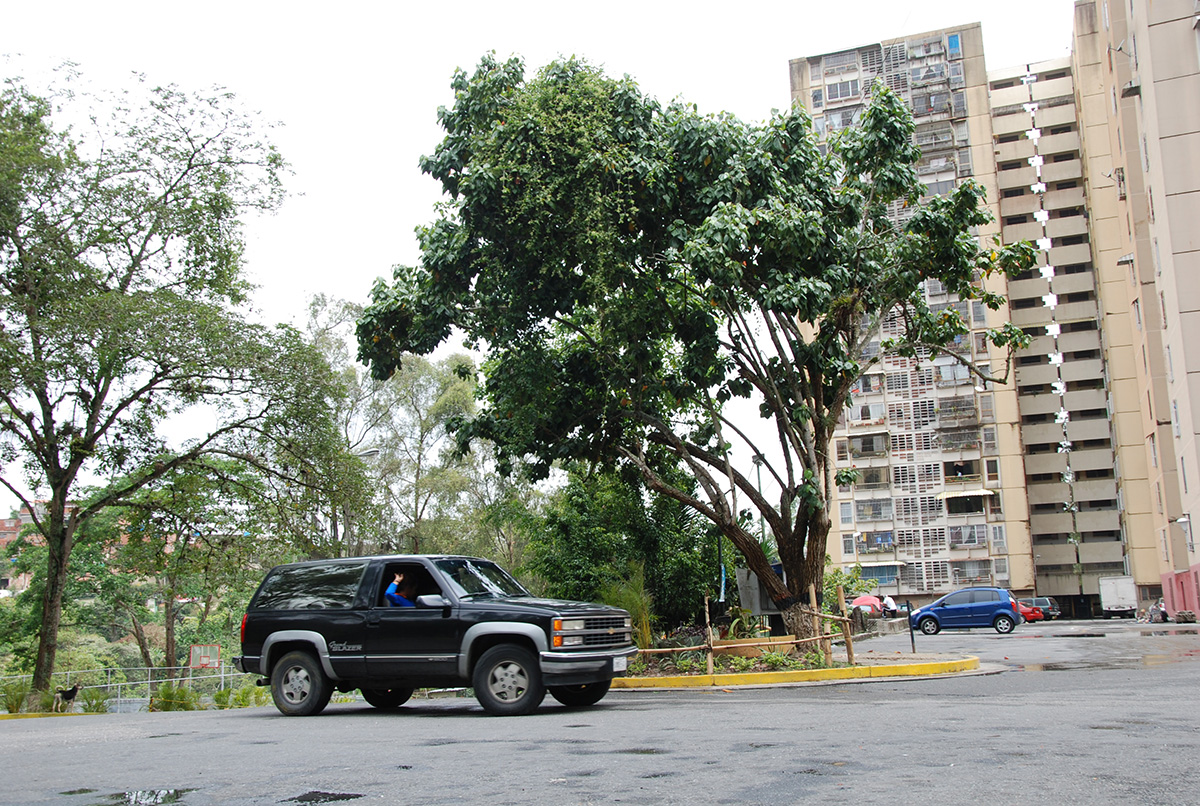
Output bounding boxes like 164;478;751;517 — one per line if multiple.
53;684;80;712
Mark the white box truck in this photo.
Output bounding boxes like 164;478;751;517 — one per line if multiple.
1098;575;1137;618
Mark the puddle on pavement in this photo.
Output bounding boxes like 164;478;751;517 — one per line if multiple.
1013;653;1183;672
84;791;195;805
282;794;364;804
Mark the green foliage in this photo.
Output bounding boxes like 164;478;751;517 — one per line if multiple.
79;686;110;714
358;55;1036;635
670;653;705;674
759;651;802;671
723;655;757;673
150;682;201;711
726;607;769;639
526;466;717;632
597;563;655;649
213;683;268;709
2;679;30;713
823;562;877;613
801;649;829;669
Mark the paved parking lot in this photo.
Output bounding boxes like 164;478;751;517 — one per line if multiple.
2;619;1198;805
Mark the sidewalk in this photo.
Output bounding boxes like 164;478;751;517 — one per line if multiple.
612;648;984;690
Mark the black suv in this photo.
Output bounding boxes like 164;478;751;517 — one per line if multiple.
234;555;636;716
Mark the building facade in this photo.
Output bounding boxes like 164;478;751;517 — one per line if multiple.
789;25;1036;606
1072;0;1200;615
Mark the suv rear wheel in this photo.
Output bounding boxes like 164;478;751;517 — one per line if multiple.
271;650;332;716
549;680;611;707
361;687;415;709
472;644;545;716
994;614;1016;634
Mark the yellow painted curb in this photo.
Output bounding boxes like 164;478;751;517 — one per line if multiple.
611;656;979;689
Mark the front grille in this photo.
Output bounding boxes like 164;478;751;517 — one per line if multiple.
560;615;631;649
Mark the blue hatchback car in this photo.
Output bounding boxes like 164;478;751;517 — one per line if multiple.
909;586;1024;635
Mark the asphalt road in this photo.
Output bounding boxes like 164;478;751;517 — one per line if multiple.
3;620;1198;806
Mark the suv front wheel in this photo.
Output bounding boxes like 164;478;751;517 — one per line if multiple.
271;650;332;716
918;617;940;635
472;644;546;716
361;687;415;709
549;680;611;707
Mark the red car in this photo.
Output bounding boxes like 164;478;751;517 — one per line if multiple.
1017;600;1044;622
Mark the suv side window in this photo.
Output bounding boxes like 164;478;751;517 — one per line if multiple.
942;592;972;606
971;590;1000;603
252;561;368;611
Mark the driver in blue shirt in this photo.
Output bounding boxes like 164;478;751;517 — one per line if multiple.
385;572;418;607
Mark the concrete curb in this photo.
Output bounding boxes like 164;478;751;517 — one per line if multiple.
611;655;981;689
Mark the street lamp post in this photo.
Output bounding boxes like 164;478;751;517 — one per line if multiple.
751;454;766;542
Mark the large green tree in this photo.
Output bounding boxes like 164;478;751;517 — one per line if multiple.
357;56;1034;638
0;74;338;690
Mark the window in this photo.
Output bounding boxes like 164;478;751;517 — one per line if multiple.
991;525;1007;551
856;531;895;553
946;495;986;515
985;458;1000;482
947;33;962;59
827;79;860;102
843;535;855;555
811;88;823;109
824;51;858;74
253;561;370;611
856;499;893;521
982;426;998;453
840;501;853;525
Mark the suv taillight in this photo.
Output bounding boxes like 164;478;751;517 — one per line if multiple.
240;613;248;644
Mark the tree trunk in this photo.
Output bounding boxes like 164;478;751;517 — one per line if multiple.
125;607;156;669
32;545;69;691
781;601;817;641
163;595;178;672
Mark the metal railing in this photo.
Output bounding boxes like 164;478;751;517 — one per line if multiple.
1;664;259;712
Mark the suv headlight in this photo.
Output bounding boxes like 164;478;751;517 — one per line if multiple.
552;618;586;647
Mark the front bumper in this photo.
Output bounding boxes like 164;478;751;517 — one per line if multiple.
539;646;639;683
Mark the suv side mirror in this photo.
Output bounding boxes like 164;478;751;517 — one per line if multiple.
416;594;450;609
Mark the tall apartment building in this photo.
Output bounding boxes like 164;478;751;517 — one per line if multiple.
988;56;1146;617
791;9;1200;616
789;25;1036;605
1072;0;1200;615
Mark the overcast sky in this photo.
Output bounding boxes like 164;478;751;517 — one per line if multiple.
4;0;1077;329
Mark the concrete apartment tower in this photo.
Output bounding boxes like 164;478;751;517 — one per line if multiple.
791;6;1200;616
988;56;1136;618
1071;0;1200;615
789;25;1036;606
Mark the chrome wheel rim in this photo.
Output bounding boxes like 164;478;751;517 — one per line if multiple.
487;660;529;702
282;666;312;705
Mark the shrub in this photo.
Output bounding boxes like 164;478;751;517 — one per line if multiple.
79;686;110;714
2;680;30;713
150;682;201;711
724;655;757;673
759;650;801;671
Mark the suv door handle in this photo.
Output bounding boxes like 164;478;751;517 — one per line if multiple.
367;612;382;626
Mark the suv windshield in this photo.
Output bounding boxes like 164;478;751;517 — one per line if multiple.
435;558;529;599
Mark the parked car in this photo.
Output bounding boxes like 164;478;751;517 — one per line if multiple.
1037;596;1062;620
909;587;1023;635
1020;597;1060;620
1017;600;1044;622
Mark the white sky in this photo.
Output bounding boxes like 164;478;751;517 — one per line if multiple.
0;1;1076;511
3;0;1076;328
